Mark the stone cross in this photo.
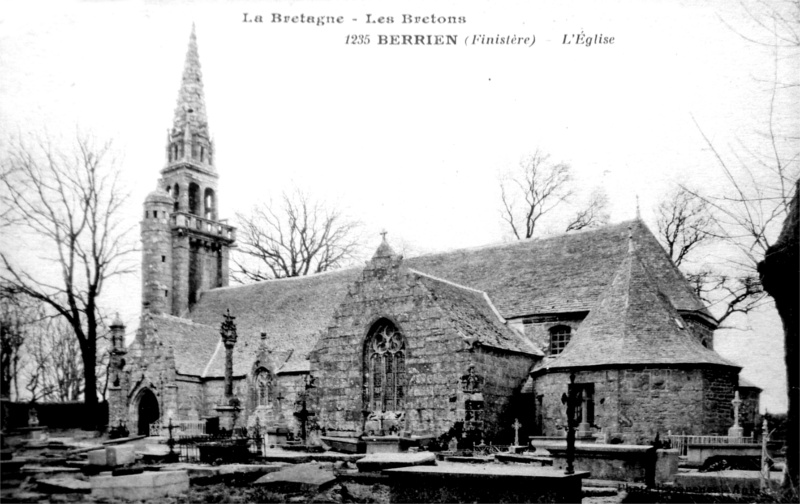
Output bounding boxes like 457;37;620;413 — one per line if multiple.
512;418;522;446
220;309;238;399
380;229;388;241
731;390;742;427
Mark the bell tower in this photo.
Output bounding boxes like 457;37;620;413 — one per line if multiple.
141;25;236;316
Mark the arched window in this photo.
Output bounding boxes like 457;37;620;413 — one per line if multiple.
363;319;406;412
188;183;200;216
549;325;572;355
173;184;180;212
204;188;215;220
254;368;271;407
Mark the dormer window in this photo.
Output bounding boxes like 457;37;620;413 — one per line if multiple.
549;325;572;355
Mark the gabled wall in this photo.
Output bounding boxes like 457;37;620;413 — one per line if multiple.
309;256;472;437
309;254;535;443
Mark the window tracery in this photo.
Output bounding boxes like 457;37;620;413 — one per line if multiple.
254;368;271;407
363;319;406;412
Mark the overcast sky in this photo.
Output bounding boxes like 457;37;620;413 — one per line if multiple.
1;0;797;412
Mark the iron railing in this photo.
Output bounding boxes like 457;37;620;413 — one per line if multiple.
667;434;755;457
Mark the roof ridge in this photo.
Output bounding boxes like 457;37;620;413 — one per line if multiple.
153;312;215;328
406;220;639;260
207;267;360;293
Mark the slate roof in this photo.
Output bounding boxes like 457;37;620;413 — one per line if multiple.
186;268;360;377
148;314;220;375
738;376;762;391
535;240;738;372
411;270;542;356
405;220;710;319
169;220;713;377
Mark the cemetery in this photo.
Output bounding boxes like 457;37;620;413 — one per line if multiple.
0;373;787;503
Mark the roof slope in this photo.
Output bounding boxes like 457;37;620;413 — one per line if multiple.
412;271;542;356
176;220;711;376
539;241;737;371
149;314;220;375
406;220;710;319
187;268;360;377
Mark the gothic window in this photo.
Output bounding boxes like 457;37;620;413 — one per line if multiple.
188;183;200;216
254;368;271;407
549;325;572;355
363;319;406;412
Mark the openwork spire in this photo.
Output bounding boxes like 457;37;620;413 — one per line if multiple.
172;24;209;138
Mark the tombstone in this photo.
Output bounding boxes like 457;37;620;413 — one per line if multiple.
447;437;458;453
512;419;522;447
728;390;744;438
28;406;39;427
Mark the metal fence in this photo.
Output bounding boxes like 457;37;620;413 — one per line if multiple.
667;434;755;457
176;434;266;463
473;444;512;456
149;419;207;438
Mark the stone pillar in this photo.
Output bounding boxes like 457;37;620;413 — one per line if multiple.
216;309;240;431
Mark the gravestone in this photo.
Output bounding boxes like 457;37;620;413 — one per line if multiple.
90;470;189;500
728;391;744;438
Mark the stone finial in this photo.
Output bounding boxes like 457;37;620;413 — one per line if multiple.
220;308;238;347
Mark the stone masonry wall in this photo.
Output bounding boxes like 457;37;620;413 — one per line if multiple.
200;377;246;419
174;377;203;419
701;367;737;435
141;200;173;315
119;334;182;433
534;367;730;444
243;373;306;436
310;257;473;438
172;234;190;316
473;347;535;443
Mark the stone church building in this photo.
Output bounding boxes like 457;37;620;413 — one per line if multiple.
108;29;759;445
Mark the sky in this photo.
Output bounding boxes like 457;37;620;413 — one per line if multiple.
1;0;797;412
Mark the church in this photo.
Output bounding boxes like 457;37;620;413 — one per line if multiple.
107;29;760;446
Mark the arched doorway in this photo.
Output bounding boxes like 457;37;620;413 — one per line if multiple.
136;389;160;436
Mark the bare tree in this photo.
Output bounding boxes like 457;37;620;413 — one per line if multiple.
652;187;764;325
233;190;361;282
21;315;104;403
565;189;610;232
0;134;135;417
500;150;573;239
655;187;715;267
688;0;800;492
0;287;39;401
